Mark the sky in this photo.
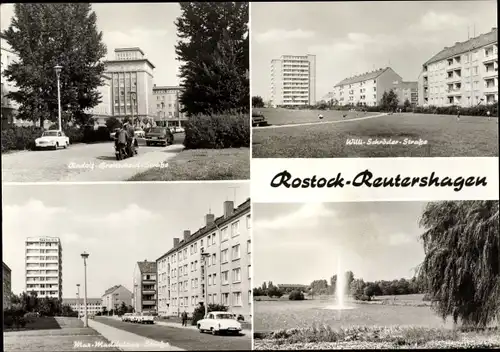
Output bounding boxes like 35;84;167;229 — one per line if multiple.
0;3;182;86
253;202;429;286
2;183;249;298
251;1;497;101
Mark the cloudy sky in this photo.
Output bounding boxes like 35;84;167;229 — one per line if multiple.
2;183;249;298
1;3;182;86
251;1;497;101
253;202;428;287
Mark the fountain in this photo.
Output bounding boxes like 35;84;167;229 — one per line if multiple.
323;253;354;310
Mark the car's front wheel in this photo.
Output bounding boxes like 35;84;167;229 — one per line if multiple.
198;324;203;333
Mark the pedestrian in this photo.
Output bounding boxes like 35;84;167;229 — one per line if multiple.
456;107;461;121
487;110;491;121
181;310;188;326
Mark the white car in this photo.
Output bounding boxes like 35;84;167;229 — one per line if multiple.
134;129;145;138
197;312;242;335
130;312;141;323
138;312;155;324
35;130;70;150
121;313;133;322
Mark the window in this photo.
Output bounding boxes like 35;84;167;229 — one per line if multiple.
212;253;216;265
248;265;251;279
246;214;251;229
247;240;251;254
221;271;229;284
212;234;216;245
194;243;197;253
222;293;229;305
221;227;229;241
232;268;241;282
231;221;240;237
232;244;241;260
232;292;242;306
221;249;228;263
208;275;212;286
207;235;211;247
200;239;203;248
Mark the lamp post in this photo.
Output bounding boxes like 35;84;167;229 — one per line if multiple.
161;102;165;127
80;251;89;327
201;251;210;317
130;90;137;127
76;284;80;318
54;65;63;131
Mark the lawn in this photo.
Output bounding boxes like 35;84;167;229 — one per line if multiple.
252;109;498;158
129;147;250;181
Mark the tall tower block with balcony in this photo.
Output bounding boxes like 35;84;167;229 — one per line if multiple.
270;54;316;107
104;48;156;122
25;237;63;299
419;27;498;107
133;260;157;314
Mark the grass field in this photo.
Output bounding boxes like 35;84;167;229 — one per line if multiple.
129;147;250;181
252;108;498;158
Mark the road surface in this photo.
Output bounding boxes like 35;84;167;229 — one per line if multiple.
2;140;183;182
94;317;251;351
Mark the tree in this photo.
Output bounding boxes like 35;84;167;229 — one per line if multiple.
345;271;355;292
404;98;411;111
350;279;365;300
418;201;500;327
261;282;267;293
106;116;122;131
363;283;378;301
252;96;264;108
289;290;305;301
267;285;283;298
380;89;399;112
310;279;329;295
175;2;248;116
2;3;107;128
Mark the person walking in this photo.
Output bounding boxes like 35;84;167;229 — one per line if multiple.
487;110;491;121
456;107;461;121
181;310;188;326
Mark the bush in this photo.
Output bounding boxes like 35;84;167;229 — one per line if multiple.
184;113;249;149
1;126;44;152
289;290;305;301
4;306;27;330
191;303;229;326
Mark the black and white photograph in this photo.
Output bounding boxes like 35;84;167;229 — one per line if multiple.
1;2;249;182
2;183;252;351
252;201;500;349
251;1;498;158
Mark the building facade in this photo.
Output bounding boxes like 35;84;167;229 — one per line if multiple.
270;54;316;107
133;261;157;313
62;298;102;316
1;33;19;128
86;74;112;126
25;237;62;299
332;67;412;107
101;284;133;312
104;48;156;123
3;262;12;309
156;199;252;320
418;27;498;107
392;81;418;106
152;85;187;127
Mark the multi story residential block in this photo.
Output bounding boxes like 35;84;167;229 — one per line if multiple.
62;298;102;316
101;284;133;312
333;67;415;107
418;27;498;107
133;261;157;313
152;85;187;127
25;237;62;300
270;54;316;107
3;262;12;309
104;48;156;122
86;74;112;126
156;199;252;320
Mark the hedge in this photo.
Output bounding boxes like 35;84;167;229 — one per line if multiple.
183;113;249;149
328;104;497;116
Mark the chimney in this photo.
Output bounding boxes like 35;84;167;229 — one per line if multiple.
223;201;234;218
492;27;497;32
205;213;215;226
173;238;180;247
183;230;191;241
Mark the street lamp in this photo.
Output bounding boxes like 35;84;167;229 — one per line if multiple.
76;284;80;318
201;250;210;317
80;251;89;327
161;102;165;127
130;89;137;127
54;65;63;131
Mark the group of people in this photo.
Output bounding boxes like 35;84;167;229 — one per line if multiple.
115;121;137;156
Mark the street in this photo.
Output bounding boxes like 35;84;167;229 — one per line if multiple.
1;140;183;182
94;317;252;351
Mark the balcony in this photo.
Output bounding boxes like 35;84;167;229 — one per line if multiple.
142;300;156;305
142;289;155;295
446;75;462;83
446;89;462;96
483;54;498;64
483;68;498;78
484;85;498;93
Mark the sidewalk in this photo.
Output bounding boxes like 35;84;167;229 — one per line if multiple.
156;320;252;333
88;318;184;351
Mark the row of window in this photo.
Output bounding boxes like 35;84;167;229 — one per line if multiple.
26;242;59;247
169;291;249;308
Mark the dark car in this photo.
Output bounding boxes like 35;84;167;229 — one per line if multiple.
145;127;174;146
252;110;267;127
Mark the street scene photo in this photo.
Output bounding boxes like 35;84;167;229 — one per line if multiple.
2;183;252;351
251;1;498;158
1;2;249;182
252;201;500;349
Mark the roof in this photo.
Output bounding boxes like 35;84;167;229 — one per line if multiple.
157;198;251;261
424;28;497;66
115;47;145;56
104;59;156;70
137;261;157;274
3;262;11;272
334;67;391;87
62;298;102;305
103;285;121;296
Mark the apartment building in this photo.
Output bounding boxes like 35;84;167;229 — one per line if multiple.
104;48;156;122
156;199;252;319
101;285;133;312
270;54;316;107
25;237;62;299
333;67;416;107
418;27;498;107
1;33;19;128
3;262;12;309
62;298;102;316
133;261;157;313
152;85;187;127
86;74;112;126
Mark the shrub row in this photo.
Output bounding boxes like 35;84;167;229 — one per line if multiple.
326;104;497;116
183;113;250;149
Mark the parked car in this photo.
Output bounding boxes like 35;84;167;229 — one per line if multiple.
121;313;133;322
138;312;155;324
197;312;242;335
252;111;267;127
134;129;145;138
145;127;174;146
35;130;70;150
172;126;185;133
130;312;141;323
